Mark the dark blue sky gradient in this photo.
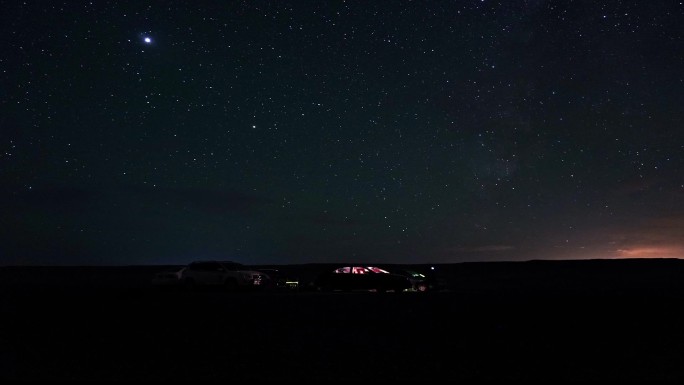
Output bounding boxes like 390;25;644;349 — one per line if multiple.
1;1;682;265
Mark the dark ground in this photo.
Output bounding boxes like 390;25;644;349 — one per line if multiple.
1;259;684;381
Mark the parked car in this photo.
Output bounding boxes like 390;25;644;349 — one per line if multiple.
313;266;412;293
389;269;431;292
385;268;447;292
151;268;184;288
255;268;300;291
179;261;270;290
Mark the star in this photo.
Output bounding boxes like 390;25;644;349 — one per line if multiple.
144;37;152;44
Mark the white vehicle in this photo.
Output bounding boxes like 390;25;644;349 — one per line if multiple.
179;261;270;290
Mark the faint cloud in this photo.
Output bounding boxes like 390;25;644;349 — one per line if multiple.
613;174;684;201
131;186;273;214
450;245;516;253
10;187;99;208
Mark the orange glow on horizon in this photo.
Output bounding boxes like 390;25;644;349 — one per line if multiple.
616;246;684;259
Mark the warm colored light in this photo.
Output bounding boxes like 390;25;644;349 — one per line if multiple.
616;246;684;259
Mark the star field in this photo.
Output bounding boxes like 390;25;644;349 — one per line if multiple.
1;1;682;265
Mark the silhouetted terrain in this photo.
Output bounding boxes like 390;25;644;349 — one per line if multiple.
1;259;683;380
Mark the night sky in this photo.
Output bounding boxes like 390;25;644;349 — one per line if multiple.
1;1;682;265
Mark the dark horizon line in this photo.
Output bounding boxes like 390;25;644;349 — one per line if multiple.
1;257;682;269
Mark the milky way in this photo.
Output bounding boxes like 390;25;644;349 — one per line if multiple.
1;1;682;265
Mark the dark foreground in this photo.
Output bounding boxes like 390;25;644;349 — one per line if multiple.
2;259;684;381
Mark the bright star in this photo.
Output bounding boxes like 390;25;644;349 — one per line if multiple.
144;37;152;44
